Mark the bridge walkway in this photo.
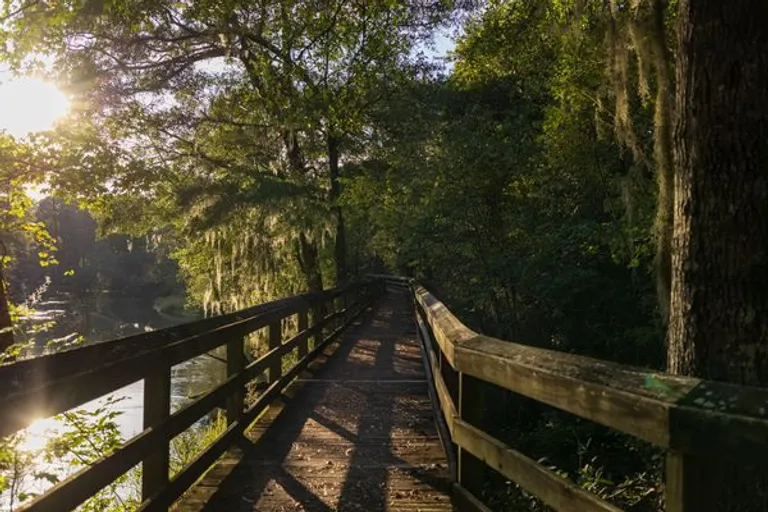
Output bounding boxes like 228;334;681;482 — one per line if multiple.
181;290;454;511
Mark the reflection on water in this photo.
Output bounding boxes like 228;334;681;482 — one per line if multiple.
2;293;227;510
17;417;60;453
24;292;200;349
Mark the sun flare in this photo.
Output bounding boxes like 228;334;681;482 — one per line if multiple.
18;416;64;453
0;76;70;137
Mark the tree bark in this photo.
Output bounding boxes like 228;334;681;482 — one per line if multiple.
328;135;347;285
668;0;768;508
669;0;768;385
0;263;14;354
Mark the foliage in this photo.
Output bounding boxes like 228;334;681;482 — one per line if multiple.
0;135;58;264
0;396;140;512
0;133;59;352
341;1;665;509
170;412;228;478
10;199;183;300
0;433;37;511
44;397;140;512
0;0;459;306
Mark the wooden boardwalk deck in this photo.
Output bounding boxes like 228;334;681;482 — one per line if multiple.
181;291;454;511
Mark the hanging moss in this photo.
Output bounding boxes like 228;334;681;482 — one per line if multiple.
588;0;675;320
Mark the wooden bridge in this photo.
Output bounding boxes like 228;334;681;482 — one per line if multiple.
2;276;768;511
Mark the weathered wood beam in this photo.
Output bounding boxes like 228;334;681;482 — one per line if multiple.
414;285;768;458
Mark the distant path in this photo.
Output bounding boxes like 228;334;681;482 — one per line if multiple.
184;290;454;511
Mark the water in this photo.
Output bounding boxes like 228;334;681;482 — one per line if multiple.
3;293;227;510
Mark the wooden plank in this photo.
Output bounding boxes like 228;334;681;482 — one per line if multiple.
416;307;458;481
0;281;375;438
455;337;672;448
268;322;282;383
0;306;284;438
365;273;413;290
178;289;450;512
225;336;246;425
15;289;377;512
452;483;493;512
457;373;487;498
297;309;309;360
15;372;241;512
665;452;716;512
434;365;457;435
455;336;768;457
142;368;171;501
413;285;768;457
413;285;475;368
140;289;377;511
0;298;294;401
312;302;324;351
175;321;356;511
453;419;622;512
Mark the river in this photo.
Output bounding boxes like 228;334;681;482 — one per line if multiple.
2;293;227;510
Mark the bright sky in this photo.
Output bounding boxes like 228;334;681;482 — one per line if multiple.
0;26;452;141
421;29;456;71
0;75;70;138
0;23;452;142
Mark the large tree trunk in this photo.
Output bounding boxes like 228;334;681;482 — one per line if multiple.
328;136;347;285
667;0;768;509
0;263;13;354
669;0;768;387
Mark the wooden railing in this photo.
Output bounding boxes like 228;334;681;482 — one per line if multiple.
0;279;383;512
381;275;768;512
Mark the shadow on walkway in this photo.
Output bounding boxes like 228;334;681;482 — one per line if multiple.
194;291;453;511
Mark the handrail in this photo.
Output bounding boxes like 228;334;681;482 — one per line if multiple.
414;294;458;482
399;277;768;512
0;279;385;512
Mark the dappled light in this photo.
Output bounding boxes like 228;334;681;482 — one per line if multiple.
186;291;452;511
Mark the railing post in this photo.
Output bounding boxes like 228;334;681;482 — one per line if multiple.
312;301;323;350
345;289;352;319
142;367;171;501
297;309;309;360
327;298;334;333
268;321;282;383
328;297;337;333
665;452;714;512
458;371;487;499
226;336;246;425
